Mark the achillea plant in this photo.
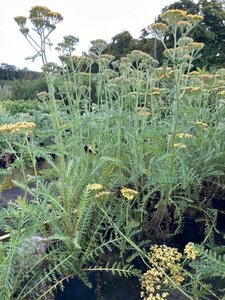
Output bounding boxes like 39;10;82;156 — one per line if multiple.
0;121;36;134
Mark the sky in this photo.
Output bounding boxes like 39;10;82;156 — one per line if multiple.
0;0;176;71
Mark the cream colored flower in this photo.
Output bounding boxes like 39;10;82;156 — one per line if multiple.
174;143;187;149
0;122;36;134
184;243;197;260
176;133;192;139
88;183;103;191
160;9;187;25
95;191;111;199
194;121;208;127
121;187;138;201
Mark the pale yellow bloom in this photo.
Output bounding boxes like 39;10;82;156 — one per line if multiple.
186;42;204;51
137;111;152;117
184;243;197;260
218;90;225;97
121;187;138;201
95;191;111;199
88;183;103;191
176;133;192;139
150;88;160;95
194;121;208;127
140;245;184;300
177;20;191;27
174;143;187;149
160;9;187;25
0;122;36;134
186;14;203;25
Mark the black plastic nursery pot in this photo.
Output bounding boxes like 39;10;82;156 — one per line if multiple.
173;216;205;249
54;271;142;300
55;272;96;300
212;198;225;243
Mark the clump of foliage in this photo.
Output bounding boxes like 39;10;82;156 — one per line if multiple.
0;5;224;300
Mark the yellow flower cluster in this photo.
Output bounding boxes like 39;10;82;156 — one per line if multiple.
88;183;103;191
198;74;214;82
176;133;192;139
150;88;160;95
148;22;169;37
177;21;191;27
186;14;203;24
121;187;138;201
138;111;152;117
218;90;225;98
182;86;201;94
137;108;151;117
174;143;187;149
184;243;197;260
140;268;169;300
194;121;208;127
140;245;184;300
160;9;187;24
0;122;36;134
95;191;111;199
150;22;168;32
186;42;204;51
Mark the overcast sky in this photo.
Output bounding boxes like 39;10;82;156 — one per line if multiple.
0;0;176;71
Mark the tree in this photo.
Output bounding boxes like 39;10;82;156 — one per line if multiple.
195;0;225;67
105;31;138;60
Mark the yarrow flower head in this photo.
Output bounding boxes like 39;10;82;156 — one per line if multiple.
186;42;204;52
95;191;111;199
148;22;168;39
186;14;203;25
177;20;191;27
140;245;184;300
217;90;225;98
0;122;36;135
121;187;138;201
160;9;187;25
184;243;198;260
88;183;103;191
176;133;192;139
194;121;208;127
150;87;160;95
174;143;187;149
137;107;152;117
